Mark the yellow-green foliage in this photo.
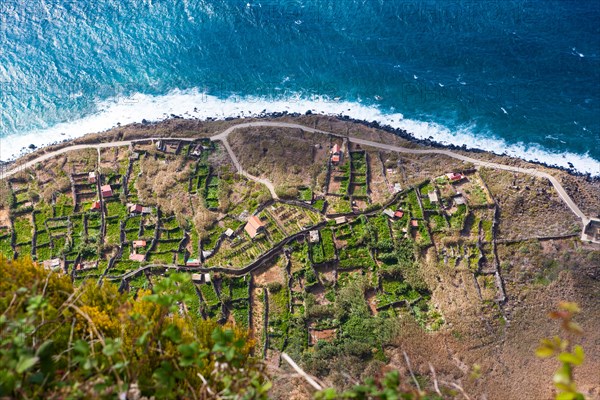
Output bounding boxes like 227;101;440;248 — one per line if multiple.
536;302;586;400
0;256;269;399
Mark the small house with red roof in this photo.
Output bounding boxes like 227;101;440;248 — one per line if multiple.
244;215;265;239
133;240;146;249
411;219;419;227
129;253;145;262
101;185;113;198
129;204;143;214
330;143;342;164
90;200;101;211
394;210;404;219
186;258;200;267
446;172;465;182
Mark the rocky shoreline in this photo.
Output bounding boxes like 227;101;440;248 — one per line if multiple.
3;111;599;182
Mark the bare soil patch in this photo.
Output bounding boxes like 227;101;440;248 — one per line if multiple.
309;328;336;344
253;256;287;286
0;209;11;227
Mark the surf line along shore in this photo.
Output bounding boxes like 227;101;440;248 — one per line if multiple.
0;120;593;234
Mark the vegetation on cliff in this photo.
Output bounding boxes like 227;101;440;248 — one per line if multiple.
0;256;269;399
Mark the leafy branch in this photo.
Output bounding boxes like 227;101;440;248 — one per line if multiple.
536;302;586;400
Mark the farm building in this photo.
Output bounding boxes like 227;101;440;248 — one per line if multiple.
43;258;62;271
129;253;145;262
309;230;320;243
132;240;146;248
428;191;439;203
446;172;466;182
334;216;347;225
383;209;395;219
101;185;113;198
186;259;201;267
244;215;265;239
129;204;144;214
90;201;101;211
454;195;466;205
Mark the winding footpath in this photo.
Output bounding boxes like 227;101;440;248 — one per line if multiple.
218;137;279;199
0;121;590;228
218;121;589;226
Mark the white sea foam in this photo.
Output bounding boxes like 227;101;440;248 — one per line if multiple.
1;88;598;176
572;47;585;58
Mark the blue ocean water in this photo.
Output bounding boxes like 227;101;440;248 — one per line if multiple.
0;0;599;174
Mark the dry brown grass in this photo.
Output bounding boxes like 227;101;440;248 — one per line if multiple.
253;256;287;287
136;153;196;221
369;239;600;400
479;239;600;399
75;118;235;144
558;172;600;218
64;149;97;173
360;147;467;188
282;115;421;149
8;118;242;170
228;126;330;192
366;150;393;204
480;168;582;240
98;147;128;174
193;206;217;237
0;180;10;210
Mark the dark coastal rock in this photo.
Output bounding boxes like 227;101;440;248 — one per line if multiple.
303;113;597;179
19;112;594;182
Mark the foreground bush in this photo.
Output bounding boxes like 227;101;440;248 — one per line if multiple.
0;257;269;399
0;257;587;399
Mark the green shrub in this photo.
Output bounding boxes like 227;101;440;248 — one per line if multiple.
267;282;283;293
0;259;268;399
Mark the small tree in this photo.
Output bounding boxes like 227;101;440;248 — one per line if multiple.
266;282;282;293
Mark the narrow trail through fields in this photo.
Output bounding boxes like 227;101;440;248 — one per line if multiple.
1;120;590;228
